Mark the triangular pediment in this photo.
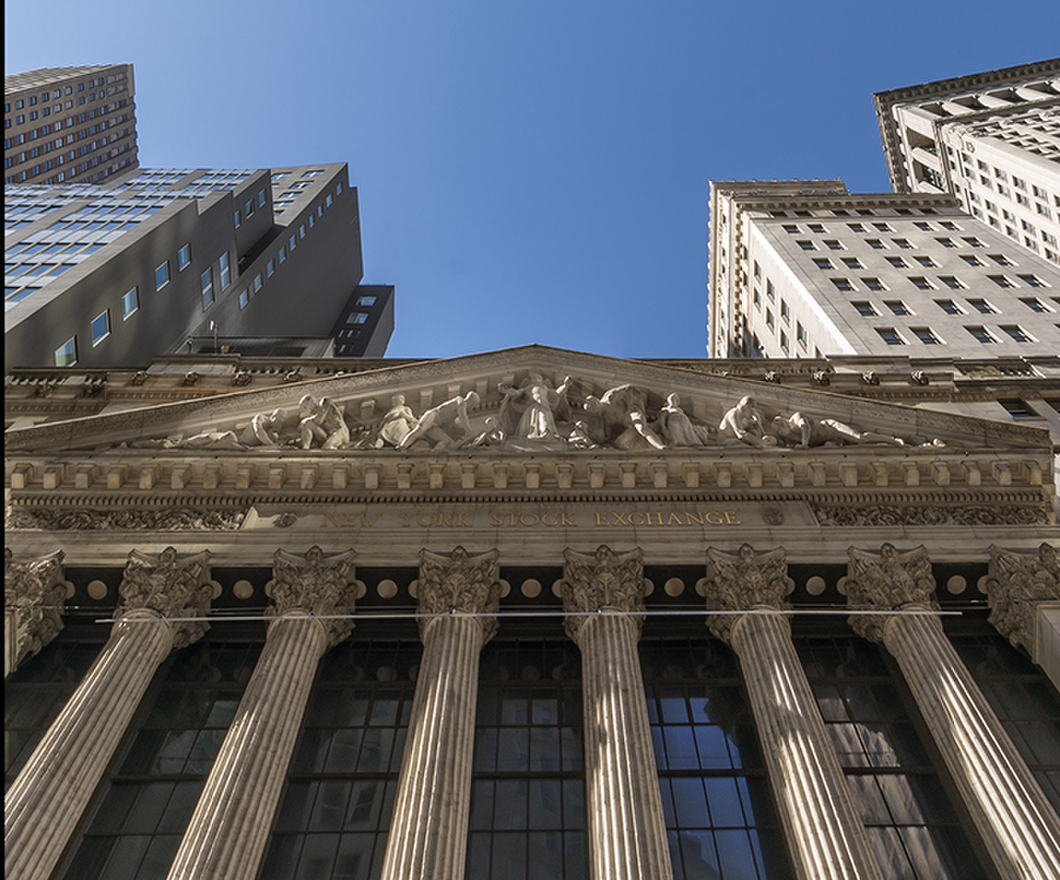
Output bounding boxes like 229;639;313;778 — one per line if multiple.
4;345;1049;454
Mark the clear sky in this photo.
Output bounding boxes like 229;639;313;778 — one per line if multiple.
6;1;1058;359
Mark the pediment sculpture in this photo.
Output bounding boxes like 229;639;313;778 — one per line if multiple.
127;378;933;454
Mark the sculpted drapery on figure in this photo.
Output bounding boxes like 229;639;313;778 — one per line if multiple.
396;391;480;450
498;373;572;448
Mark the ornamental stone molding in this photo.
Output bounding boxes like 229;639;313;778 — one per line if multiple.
116;548;216;650
266;546;357;647
986;543;1060;654
417;546;501;643
4;548;69;672
812;503;1049;527
6;507;246;531
845;544;939;642
560;546;645;643
703;544;792;643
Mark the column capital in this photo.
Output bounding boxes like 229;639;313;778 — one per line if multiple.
561;545;645;643
117;547;216;650
704;544;792;643
5;548;69;670
987;543;1060;654
418;546;501;643
845;543;938;642
267;546;358;647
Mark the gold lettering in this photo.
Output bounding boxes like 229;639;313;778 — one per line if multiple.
705;511;725;525
685;512;704;525
542;513;558;526
611;511;629;526
595;513;609;526
490;513;504;527
359;513;382;527
400;512;414;527
668;513;684;525
520;514;539;526
322;513;342;528
561;513;575;526
725;511;741;524
509;513;520;527
457;513;472;527
417;514;436;527
629;512;646;526
437;514;452;527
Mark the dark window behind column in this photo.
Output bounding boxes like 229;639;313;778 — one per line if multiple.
259;639;417;880
796;634;987;880
466;639;587;879
641;637;792;880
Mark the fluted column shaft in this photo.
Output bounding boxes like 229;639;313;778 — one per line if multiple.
166;614;328;880
380;545;500;880
5;611;173;880
729;612;882;880
578;610;674;880
380;614;486;880
880;610;1060;878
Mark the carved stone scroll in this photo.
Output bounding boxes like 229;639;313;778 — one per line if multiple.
417;546;501;642
5;548;68;675
117;547;215;650
561;545;645;643
265;546;358;647
845;543;937;642
704;544;791;643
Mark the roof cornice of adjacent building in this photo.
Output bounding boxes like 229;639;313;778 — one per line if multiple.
4;64;126;92
710;180;960;214
874;58;1060;191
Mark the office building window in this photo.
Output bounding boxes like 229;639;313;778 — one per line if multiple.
121;287;138;319
200;268;214;308
238;289;248;309
967;326;997;344
998;399;1040;419
278;247;286;263
886;301;911;316
892;239;912;249
831;278;854;292
886;256;908;268
780;300;790;322
824;240;843;251
876;328;905;345
289;234;297;251
780;330;789;351
1018;275;1046;288
853;302;878;317
1000;325;1034;343
346;312;368;325
90;311;110;346
813;258;833;270
866;239;885;250
914;256;937;268
245;199;254;217
988;276;1015;289
967;299;996;314
961;255;984;267
912;327;941;345
357;296;377;307
909;277;934;291
841;257;862;270
177;244;191;271
253;274;263;293
219;253;231;290
1020;298;1050;313
154;261;169;291
939;276;964;290
233;209;240;228
863;278;885;291
266;259;275;277
54;336;77;366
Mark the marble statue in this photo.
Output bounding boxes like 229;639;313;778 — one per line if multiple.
768;412;905;448
298;395;350;450
718;396;776;447
462;416;506;448
374;393;417;448
583;384;666;450
656;393;707;447
498;373;572;447
396;391;480;450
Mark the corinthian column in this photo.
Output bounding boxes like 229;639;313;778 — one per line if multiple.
847;543;1060;879
168;546;357;880
987;543;1060;693
562;546;673;880
5;547;215;880
380;546;500;880
4;547;70;677
705;545;882;880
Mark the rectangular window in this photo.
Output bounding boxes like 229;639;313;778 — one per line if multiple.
967;298;996;314
357;295;377;306
121;286;138;318
54;336;77;366
200;267;214;307
841;257;862;269
245;198;254;217
831;278;854;291
90;310;110;345
154;260;169;291
935;299;962;315
847;223;865;232
766;309;774;328
909;277;934;290
886;256;908;268
914;256;937;267
912;327;941;345
1020;297;1050;313
865;239;885;249
892;238;912;249
962;237;983;248
234;209;241;228
782;224;799;233
797;240;816;250
967;326;997;344
780;330;789;350
252;273;262;292
308;214;315;228
299;223;306;239
1018;275;1046;288
886;301;911;315
876;327;905;345
753;261;761;279
1001;325;1034;343
1000;399;1039;419
238;289;249;309
824;240;843;250
935;237;957;248
258;189;266;207
266;259;275;277
289;234;297;251
808;223;826;233
177;243;191;271
863;277;885;291
853;302;877;316
813;258;833;269
325;193;333;208
219;252;231;290
766;280;775;301
796;321;808;346
988;275;1015;288
961;255;983;267
989;254;1014;266
939;276;964;289
780;299;790;322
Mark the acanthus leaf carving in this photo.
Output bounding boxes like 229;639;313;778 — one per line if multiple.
7;507;246;531
5;548;69;668
986;543;1060;653
561;545;645;643
266;546;358;647
845;544;938;642
116;547;215;650
704;544;792;644
417;546;501;643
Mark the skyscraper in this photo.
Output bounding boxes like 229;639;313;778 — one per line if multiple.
4;65;138;186
5;163;393;370
874;58;1060;266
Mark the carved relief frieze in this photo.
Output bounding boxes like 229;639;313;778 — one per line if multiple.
845;544;939;642
812;504;1050;527
266;546;358;646
561;545;645;642
417;546;501;642
116;547;216;649
6;507;246;531
986;544;1060;654
5;548;69;668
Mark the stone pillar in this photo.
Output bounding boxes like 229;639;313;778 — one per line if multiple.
380;546;500;880
561;546;673;880
705;545;882;880
4;547;70;678
986;543;1060;693
167;546;356;880
846;543;1060;879
5;547;215;880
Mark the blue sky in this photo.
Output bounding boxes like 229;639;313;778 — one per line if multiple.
6;1;1058;359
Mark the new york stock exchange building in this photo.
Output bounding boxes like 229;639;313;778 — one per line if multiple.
5;345;1060;880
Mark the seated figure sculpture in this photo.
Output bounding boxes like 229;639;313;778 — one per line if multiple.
656;393;707;447
718;396;776;447
396;391;480;449
583;384;666;450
